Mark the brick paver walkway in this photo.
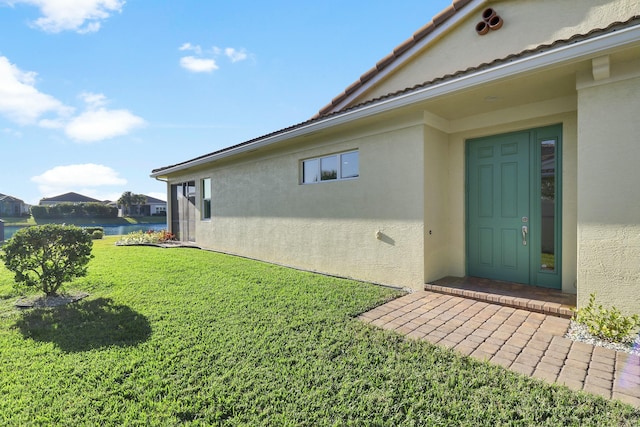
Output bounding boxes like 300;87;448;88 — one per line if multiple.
359;290;640;408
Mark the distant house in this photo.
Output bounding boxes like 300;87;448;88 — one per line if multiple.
0;193;28;216
143;195;167;216
152;0;640;315
39;192;102;206
114;195;167;217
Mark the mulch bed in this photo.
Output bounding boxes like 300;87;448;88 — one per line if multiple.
15;292;90;309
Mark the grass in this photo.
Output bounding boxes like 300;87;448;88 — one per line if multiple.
0;239;638;425
0;216;166;227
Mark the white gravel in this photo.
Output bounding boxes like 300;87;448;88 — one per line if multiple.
564;320;640;356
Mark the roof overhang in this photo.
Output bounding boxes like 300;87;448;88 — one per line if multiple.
151;22;640;179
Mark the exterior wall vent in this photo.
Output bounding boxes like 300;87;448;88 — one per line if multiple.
476;8;504;35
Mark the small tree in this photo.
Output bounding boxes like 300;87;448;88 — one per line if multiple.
118;191;147;216
0;225;93;297
118;191;134;216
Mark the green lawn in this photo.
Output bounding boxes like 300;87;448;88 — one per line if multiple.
0;239;638;425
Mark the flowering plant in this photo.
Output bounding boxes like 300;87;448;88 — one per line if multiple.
116;230;176;246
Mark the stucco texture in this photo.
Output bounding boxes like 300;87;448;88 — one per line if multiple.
577;74;640;316
177;121;427;289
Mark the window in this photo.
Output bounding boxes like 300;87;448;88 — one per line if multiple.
201;178;211;219
302;150;358;184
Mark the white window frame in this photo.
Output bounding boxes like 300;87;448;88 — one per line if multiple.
301;150;359;184
201;177;211;220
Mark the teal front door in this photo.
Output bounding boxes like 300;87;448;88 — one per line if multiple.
467;125;562;289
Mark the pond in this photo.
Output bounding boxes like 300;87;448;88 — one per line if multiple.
2;223;168;241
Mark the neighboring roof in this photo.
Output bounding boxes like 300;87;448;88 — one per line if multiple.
145;195;166;204
0;193;24;203
39;192;102;204
315;0;475;118
152;15;640;177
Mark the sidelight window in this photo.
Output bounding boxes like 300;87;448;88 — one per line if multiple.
201;178;211;220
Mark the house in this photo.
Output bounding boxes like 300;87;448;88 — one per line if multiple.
143;195;167;216
114;195;167;217
39;192;103;206
0;193;28;217
152;0;640;316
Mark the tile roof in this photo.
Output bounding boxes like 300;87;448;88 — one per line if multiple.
152;15;640;176
39;192;102;204
315;0;475;118
0;194;24;203
144;195;166;204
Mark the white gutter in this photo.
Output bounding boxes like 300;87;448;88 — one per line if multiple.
151;23;640;178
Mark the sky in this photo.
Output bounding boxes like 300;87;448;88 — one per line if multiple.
0;0;452;205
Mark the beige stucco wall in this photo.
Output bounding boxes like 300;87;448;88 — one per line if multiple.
169;118;428;289
577;71;640;316
164;98;580;295
352;0;640;106
423;125;451;282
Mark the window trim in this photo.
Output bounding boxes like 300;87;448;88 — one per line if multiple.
301;150;359;184
201;177;211;220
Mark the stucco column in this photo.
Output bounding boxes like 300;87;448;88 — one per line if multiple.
576;68;640;316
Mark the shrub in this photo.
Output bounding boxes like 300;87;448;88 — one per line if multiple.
83;227;104;235
573;293;640;343
91;230;104;240
30;203;117;219
0;224;93;297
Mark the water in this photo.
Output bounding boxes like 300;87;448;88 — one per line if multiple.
2;223;168;241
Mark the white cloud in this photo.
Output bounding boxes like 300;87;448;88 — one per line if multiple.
32;163;127;197
0;56;72;125
63;91;145;142
179;42;202;55
179;56;218;73
79;91;108;108
2;127;23;138
6;0;125;33
0;57;144;142
65;108;145;142
178;43;249;73
224;47;247;63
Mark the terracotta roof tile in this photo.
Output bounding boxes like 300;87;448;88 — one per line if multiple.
344;80;362;96
393;37;415;56
453;0;474;11
316;1;472;118
432;6;457;26
359;66;378;84
375;52;396;70
412;21;436;41
152;16;640;176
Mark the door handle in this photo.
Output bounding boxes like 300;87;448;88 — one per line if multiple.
522;225;528;246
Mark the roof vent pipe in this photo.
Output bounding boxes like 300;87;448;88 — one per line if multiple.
489;15;503;30
482;8;496;22
476;21;489;35
476;8;504;35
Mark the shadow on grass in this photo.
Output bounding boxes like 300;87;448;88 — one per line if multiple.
15;297;151;352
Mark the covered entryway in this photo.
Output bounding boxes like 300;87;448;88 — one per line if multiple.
466;124;562;289
170;181;196;242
